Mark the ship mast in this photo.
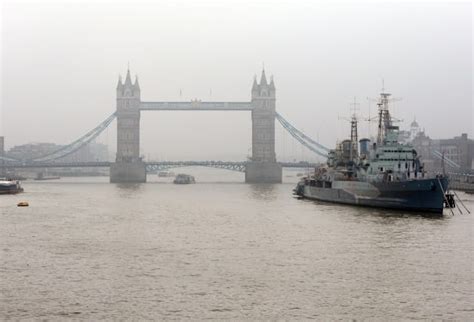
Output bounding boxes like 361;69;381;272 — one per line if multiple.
376;82;393;145
349;97;359;162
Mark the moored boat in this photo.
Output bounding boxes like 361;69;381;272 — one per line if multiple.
295;91;453;215
0;179;24;194
173;174;195;184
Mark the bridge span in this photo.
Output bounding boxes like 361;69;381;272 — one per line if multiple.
140;101;254;111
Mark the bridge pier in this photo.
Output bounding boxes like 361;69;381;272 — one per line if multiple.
245;161;282;183
110;161;146;183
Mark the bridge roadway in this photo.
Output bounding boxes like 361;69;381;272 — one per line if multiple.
139;101;254;111
2;161;318;173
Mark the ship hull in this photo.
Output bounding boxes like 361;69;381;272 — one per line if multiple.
298;177;448;214
0;183;24;195
0;188;24;195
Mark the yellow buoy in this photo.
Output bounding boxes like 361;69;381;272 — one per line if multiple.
17;201;29;207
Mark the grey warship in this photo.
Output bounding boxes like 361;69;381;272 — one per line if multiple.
295;91;450;214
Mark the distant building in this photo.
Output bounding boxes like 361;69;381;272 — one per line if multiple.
409;118;421;141
433;133;474;170
7;141;109;163
7;142;60;161
62;142;109;162
399;117;421;144
412;132;474;172
412;131;436;171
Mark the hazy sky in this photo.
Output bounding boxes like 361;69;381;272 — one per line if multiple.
1;0;472;161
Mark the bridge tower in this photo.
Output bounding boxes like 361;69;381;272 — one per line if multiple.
110;69;146;182
245;70;282;183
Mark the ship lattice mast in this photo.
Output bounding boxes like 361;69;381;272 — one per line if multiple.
376;91;394;145
350;97;359;162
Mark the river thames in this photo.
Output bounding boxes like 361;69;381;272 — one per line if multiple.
1;169;473;320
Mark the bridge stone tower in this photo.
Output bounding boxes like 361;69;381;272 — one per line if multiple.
110;69;146;182
245;70;282;183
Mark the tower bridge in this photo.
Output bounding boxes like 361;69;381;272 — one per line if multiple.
1;67;332;182
112;68;281;183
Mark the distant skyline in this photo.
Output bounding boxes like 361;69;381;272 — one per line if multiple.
1;0;472;161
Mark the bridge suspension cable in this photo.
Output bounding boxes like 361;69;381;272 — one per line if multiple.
31;112;117;163
275;112;330;158
0;155;20;163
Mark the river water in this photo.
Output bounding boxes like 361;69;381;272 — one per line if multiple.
1;168;473;320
